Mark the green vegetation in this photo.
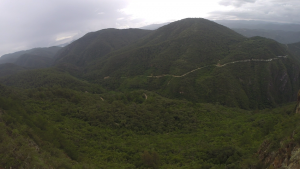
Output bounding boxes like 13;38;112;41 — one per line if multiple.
54;28;151;67
0;63;26;77
3;18;298;109
0;46;61;68
0;68;104;93
86;18;245;78
0;83;299;168
233;28;300;44
14;53;52;68
287;42;300;61
1;18;300;168
55;18;298;109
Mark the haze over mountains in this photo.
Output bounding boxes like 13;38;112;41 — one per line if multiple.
50;18;300;109
218;20;300;44
1;18;300;168
141;20;300;44
0;46;61;67
1;18;300;107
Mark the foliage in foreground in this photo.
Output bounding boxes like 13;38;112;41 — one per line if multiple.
0;83;299;168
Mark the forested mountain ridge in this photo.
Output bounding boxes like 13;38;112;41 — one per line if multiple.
1;18;299;109
0;68;104;93
14;53;52;68
0;46;61;64
3;18;299;109
233;29;300;44
0;79;299;168
56;18;246;77
140;20;300;44
215;20;300;32
0;63;26;77
0;46;62;72
2;17;300;168
59;18;299;109
287;42;300;59
54;28;152;68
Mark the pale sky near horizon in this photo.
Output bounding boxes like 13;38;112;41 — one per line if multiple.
0;0;299;56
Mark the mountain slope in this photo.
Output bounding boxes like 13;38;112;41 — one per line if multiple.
0;79;299;168
3;18;300;168
140;20;300;44
140;22;170;30
73;18;299;109
215;20;300;32
0;46;62;71
0;63;26;77
54;28;152;68
87;18;246;77
0;46;61;64
233;29;300;44
0;68;104;93
287;42;300;59
14;54;52;68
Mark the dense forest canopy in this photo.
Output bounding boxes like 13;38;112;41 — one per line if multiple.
1;18;300;168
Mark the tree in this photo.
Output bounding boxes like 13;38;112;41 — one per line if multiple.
141;150;160;169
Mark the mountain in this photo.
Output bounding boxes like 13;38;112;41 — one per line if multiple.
2;18;300;168
233;29;300;44
87;18;245;77
214;20;300;44
141;20;300;44
54;28;152;68
215;20;300;32
0;63;26;77
0;68;104;93
62;18;298;109
0;71;299;168
287;42;300;59
56;40;74;47
14;54;52;68
140;22;170;30
2;18;296;109
0;46;62;68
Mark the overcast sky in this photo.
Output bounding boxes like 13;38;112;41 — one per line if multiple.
0;0;299;56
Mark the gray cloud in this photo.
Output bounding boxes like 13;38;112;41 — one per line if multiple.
219;0;257;7
210;0;300;23
0;0;133;56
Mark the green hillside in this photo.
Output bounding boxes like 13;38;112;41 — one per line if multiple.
14;53;52;68
54;28;152;68
2;18;300;168
2;18;297;108
87;18;245;77
287;42;300;59
0;46;61;64
67;18;298;109
0;84;90;168
0;63;26;77
0;81;299;168
0;46;62;73
233;29;300;44
0;68;104;93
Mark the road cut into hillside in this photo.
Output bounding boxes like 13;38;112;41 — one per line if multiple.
147;55;288;78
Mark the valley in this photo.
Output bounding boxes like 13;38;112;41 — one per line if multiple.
1;18;300;168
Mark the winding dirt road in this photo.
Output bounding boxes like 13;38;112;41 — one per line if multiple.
147;56;288;78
